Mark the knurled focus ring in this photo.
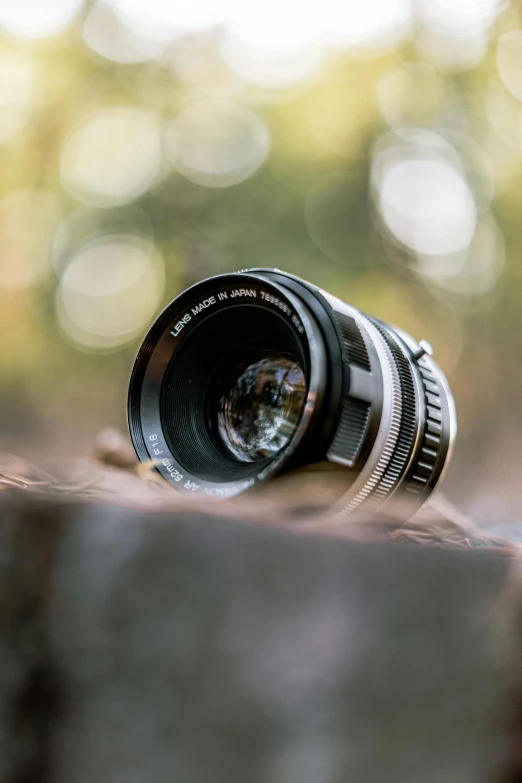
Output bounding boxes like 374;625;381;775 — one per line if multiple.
366;318;418;505
338;315;403;515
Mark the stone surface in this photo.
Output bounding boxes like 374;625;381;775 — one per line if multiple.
0;496;518;783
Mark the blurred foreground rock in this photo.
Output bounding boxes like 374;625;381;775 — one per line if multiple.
0;495;521;783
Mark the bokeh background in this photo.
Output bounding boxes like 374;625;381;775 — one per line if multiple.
0;0;521;530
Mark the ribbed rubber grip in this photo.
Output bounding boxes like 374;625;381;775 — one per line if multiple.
328;397;371;467
327;311;372;467
332;311;371;370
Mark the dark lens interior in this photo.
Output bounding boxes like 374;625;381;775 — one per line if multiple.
215;349;306;463
160;305;308;482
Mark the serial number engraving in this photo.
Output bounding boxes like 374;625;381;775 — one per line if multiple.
292;314;304;333
259;291;305;333
260;290;291;315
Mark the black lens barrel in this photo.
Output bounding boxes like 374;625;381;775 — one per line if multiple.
128;269;456;516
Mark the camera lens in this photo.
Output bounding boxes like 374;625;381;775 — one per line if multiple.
215;351;306;462
128;269;456;516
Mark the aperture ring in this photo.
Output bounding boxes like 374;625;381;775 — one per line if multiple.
403;356;444;498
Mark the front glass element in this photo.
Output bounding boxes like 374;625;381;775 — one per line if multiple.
216;352;306;462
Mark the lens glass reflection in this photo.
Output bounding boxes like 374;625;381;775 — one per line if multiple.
216;351;306;462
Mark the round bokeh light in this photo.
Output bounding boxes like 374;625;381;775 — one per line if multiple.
56;234;165;351
373;133;477;256
60;108;164;207
0;0;83;39
166;99;270;188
